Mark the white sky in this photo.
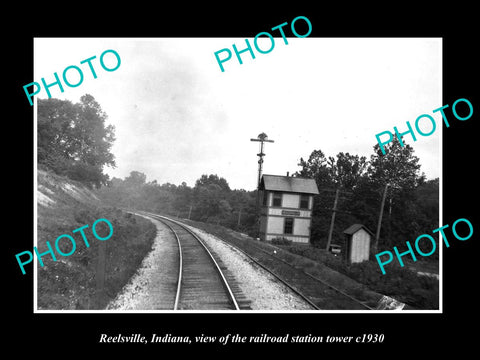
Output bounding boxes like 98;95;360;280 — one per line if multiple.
34;37;442;190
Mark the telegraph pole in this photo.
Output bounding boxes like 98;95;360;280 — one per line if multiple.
373;183;389;254
95;241;106;308
250;132;274;211
325;188;340;251
237;208;242;228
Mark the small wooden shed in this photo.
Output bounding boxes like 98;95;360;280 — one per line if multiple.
343;224;373;264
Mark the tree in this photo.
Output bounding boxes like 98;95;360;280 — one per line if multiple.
192;183;232;223
328;152;368;191
367;137;427;247
124;171;147;187
295;149;333;188
294;149;337;246
38;94;116;187
413;178;440;256
37;98;76;164
368;136;424;192
172;182;193;216
195;174;230;191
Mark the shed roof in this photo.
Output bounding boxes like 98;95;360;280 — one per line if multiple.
343;224;374;236
260;175;319;194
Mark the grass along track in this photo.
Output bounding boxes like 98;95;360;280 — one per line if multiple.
145;212;375;310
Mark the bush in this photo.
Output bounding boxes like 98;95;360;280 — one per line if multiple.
37;205;157;310
336;260;439;309
64;162;108;188
271;237;292;246
276;243;438;309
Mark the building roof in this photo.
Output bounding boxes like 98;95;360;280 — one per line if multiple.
260;174;319;194
343;224;374;236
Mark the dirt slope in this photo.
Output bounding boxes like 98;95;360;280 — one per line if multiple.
35;168;156;310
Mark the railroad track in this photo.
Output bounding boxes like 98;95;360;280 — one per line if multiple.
142;212;372;310
140;212;250;310
234;241;374;310
166;215;372;310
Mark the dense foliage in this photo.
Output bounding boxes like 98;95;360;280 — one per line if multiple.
295;138;438;256
98;172;259;236
39;96;438;262
98;136;438;261
38;95;116;188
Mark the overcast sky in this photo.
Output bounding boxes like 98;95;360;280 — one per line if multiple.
34;37;442;190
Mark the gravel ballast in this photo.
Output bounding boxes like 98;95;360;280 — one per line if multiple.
107;216;314;311
107;216;179;310
183;225;314;310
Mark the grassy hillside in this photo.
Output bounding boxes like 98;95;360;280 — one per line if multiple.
36;168;156;310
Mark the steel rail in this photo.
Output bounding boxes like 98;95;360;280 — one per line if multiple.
157;218;183;310
145;212;240;311
146;213;319;310
217;238;321;310
160;213;372;310
247;243;373;310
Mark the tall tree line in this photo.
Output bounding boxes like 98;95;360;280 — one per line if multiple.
295;138;438;256
98;173;259;236
37;96;438;256
98;136;438;258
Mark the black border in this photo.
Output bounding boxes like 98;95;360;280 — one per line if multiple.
7;5;478;355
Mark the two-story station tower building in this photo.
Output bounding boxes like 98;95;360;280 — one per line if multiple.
259;174;319;244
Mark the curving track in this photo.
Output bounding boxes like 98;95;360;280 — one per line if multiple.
137;212;374;310
140;212;247;310
141;212;372;310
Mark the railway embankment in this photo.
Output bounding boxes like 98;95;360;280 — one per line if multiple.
179;218;437;310
108;213;314;311
36;168;157;310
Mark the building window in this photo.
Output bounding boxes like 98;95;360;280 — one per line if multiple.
284;217;294;234
300;194;309;209
272;192;282;207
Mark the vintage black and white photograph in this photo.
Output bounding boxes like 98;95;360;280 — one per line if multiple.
33;37;442;312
